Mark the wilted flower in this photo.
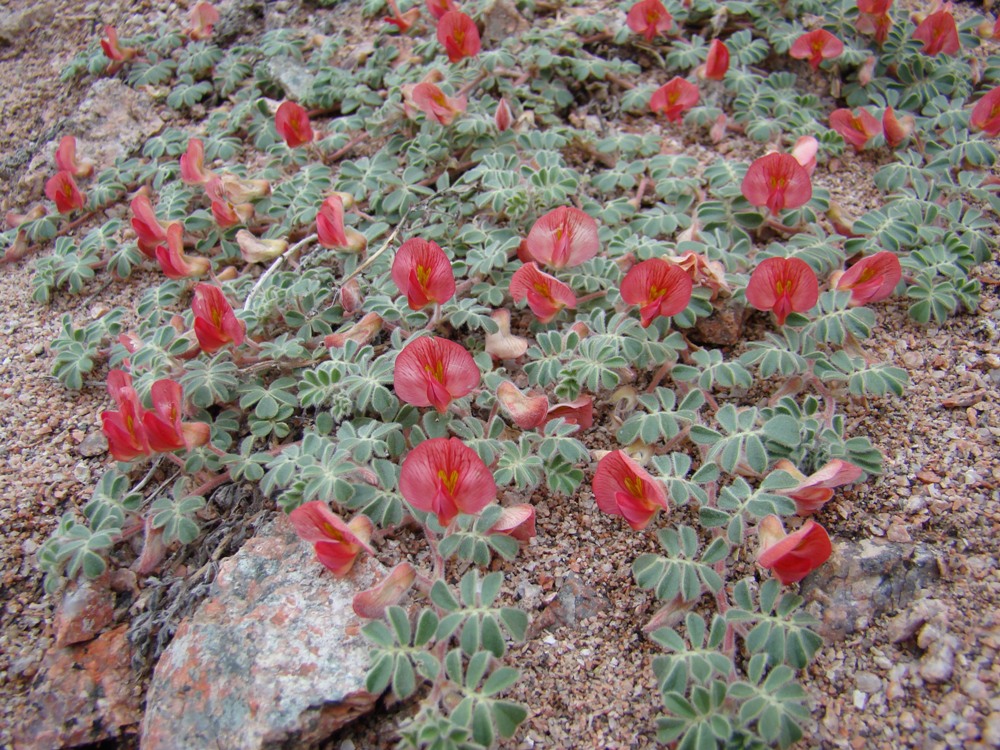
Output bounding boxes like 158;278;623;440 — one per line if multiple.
391;238;456;310
155;223;210;279
913;6;960;56
833;250;902;306
857;0;893;45
100;26;137;71
340;278;363;314
524;206;600;269
206;176;253;228
191;283;246;353
882;106;915;147
509;262;577;323
399;437;497;525
756;515;832;584
324;312;383;348
393;336;479;412
774;459;863;516
185;2;220;40
130;192;168;259
697;39;729;80
546;396;593;431
316;194;367;253
45;171;86;214
496;381;548;430
970;86;1000;138
236;229;287;264
55;136;93;178
829;108;881;152
385;0;421;32
620;258;694;328
745;256;819;326
488;504;537;542
857;55;877;86
789;29;844;70
741;153;813;215
664;251;730;300
274;101;314;148
179;138;212;185
495;97;513;132
353;563;416;619
219;174;271;204
592;450;668;530
437;11;480;63
142;379;210;453
485;309;529;359
626;0;672;42
409;82;468;125
289;501;374;576
790;135;819;175
649;77;699;122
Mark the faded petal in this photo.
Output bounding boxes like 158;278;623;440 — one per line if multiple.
353;563;417;619
497;381;548;430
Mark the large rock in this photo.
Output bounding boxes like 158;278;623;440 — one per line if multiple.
800;539;940;640
141;515;384;750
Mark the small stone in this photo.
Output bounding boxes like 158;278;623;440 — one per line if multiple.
77;431;108;457
899;711;917;730
853;690;868;709
855;672;881;693
889;598;947;643
983;712;1000;746
917;621;958;683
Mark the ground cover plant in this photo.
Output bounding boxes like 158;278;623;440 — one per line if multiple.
5;0;999;746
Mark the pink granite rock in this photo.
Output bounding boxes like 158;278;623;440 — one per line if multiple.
53;576;115;647
141;514;384;750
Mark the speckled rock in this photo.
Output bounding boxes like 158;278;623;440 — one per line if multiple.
140;515;384;750
801;539;940;640
13;624;141;749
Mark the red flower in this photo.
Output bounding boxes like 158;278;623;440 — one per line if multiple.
45;171;85;214
488;504;537;542
649;77;700;123
274;101;314;148
741;153;812;215
437;11;481;63
524;206;600;269
495;97;513;132
829;108;881;152
316;194;366;252
410;82;467;125
192;283;246;353
385;0;420;32
546;396;593;431
913;8;960;56
971;86;1000;138
882;106;915;148
142;379;210;453
698;39;729;81
857;0;893;45
834;251;901;306
100;25;137;71
509;262;577;323
496;381;548;430
789;29;844;70
180;138;211;185
774;459;863;516
399;437;497;525
620;258;694;328
55;136;93;178
101;370;150;462
592;450;668;530
626;0;672;42
130;192;168;259
185;2;220;40
289;501;374;576
393;336;479;412
745;256;819;326
205;176;251;228
155;223;210;279
756;515;832;585
426;0;459;21
391;238;456;310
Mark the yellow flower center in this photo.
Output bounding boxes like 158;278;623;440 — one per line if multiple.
437;469;459;495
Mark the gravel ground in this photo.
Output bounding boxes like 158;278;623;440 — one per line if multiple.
1;2;998;749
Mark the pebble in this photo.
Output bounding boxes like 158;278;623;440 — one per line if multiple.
983;713;1000;746
855;672;882;693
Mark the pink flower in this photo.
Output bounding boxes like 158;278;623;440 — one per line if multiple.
142;379;210;453
316;194;366;252
857;0;893;44
437;11;481;63
697;39;729;81
55;136;93;178
192;283;246;353
391;238;456;310
130;192;168;259
833;251;901;306
620;258;694;328
206;176;251;228
745;256;819;326
789;29;844;70
180;138;212;185
829;108;881;152
409;82;468;125
155;223;210;279
185;2;220;40
913;7;960;56
509;262;577;323
774;459;863;516
790;135;819;176
546;396;593;431
101;370;150;462
524;206;600;269
488;504;537;542
971;86;1000;138
649;77;700;122
385;0;421;32
45;171;86;214
426;0;459;21
399;437;497;525
882;106;915;148
100;26;137;71
756;515;832;584
496;381;548;430
289;501;374;576
626;0;672;42
393;336;479;412
741;153;813;215
275;101;314;148
592;450;668;530
495;97;513;132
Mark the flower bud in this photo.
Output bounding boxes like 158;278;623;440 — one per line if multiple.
495;98;513;132
340;278;362;314
858;55;876;86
